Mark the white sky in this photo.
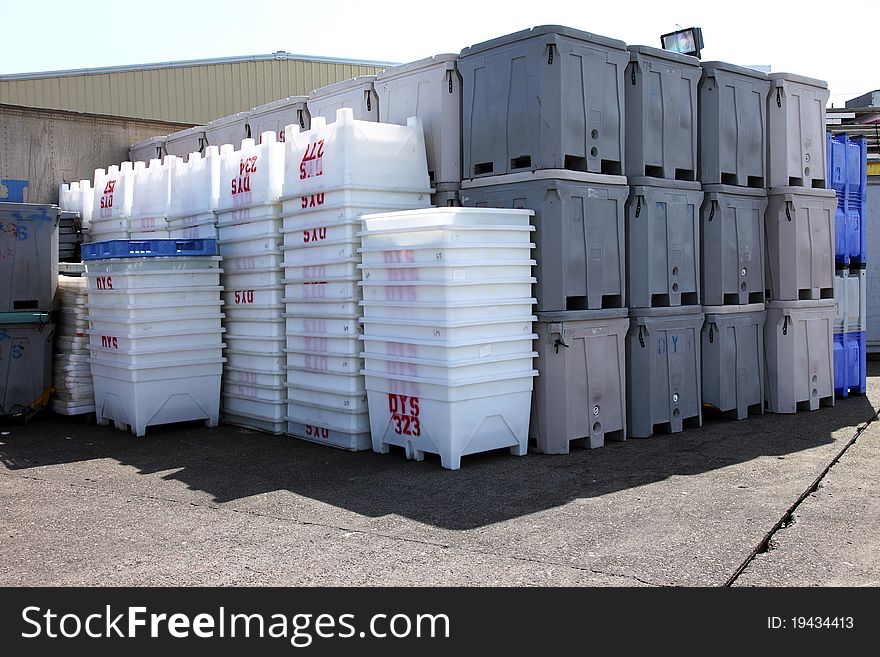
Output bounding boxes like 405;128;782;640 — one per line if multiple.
3;0;875;106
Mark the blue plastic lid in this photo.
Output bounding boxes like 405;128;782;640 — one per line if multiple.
0;312;52;324
82;239;218;260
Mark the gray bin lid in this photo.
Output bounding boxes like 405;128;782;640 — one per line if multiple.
768;72;828;89
376;54;458;80
461;169;628;189
628;176;702;191
0;202;60;215
310;75;376;97
703;303;766;315
700;60;769;80
767;186;837;199
131;135;167;149
627;45;701;67
166;125;206;141
0;312;52;324
250;96;308;114
206;111;251;128
701;184;768;198
629;305;704;319
460;25;627;57
766;299;836;311
536;308;629;323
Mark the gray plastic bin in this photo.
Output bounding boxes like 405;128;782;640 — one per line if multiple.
531;309;628;452
164;125;207;160
249;96;310;143
432;183;461;208
625;177;702;308
767;73;829;189
700;185;767;305
376;54;461;185
129;135;166;164
308;76;379;122
701;304;765;419
625;45;700;181
698;61;769;187
205;111;251;149
459;25;628;179
461;170;627;311
765;187;836;301
0;203;60;312
0;313;54;416
834;267;866;334
626;305;703;437
764;299;835;413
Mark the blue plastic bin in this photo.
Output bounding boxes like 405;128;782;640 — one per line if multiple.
82;238;218;260
827;133;867;266
833;330;866;397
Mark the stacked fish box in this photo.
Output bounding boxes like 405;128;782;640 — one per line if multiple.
764;73;835;413
83;239;224;436
376;54;461;207
696;60;771;420
248;96;311;143
624;46;704;436
51;274;95;415
167;146;221;240
88;163;134;242
458;26;630;451
828;133;868;397
130;157;177;239
307;76;379;123
279;108;432;450
216;133;286;433
58;181;92;262
359;208;537;469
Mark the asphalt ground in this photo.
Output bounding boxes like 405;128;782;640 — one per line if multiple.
2;362;878;586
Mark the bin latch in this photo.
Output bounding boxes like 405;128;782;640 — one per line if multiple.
448;71;454;94
245;124;252;139
708;323;715;343
708;200;718;221
299;111;306;129
547;43;555;65
553;333;570;354
631;68;636;86
782;316;790;336
776;88;782;108
635;196;643;219
785;201;793;221
366;92;372;112
638;326;645;348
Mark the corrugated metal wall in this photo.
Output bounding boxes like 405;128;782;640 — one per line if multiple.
0;59;385;125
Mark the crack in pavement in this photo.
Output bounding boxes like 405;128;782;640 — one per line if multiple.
2;469;650;585
723;410;880;587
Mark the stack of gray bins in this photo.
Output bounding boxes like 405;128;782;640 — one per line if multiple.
0;203;59;418
696;61;770;420
624;46;705;437
763;73;835;413
375;54;462;207
458;26;631;452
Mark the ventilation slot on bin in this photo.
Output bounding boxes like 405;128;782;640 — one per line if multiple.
473;162;494;176
748;176;765;188
601;160;622;175
13;300;39;310
564;155;587;172
510;156;531;170
675;168;696;182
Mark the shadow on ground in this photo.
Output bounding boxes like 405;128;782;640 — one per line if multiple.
2;365;878;531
